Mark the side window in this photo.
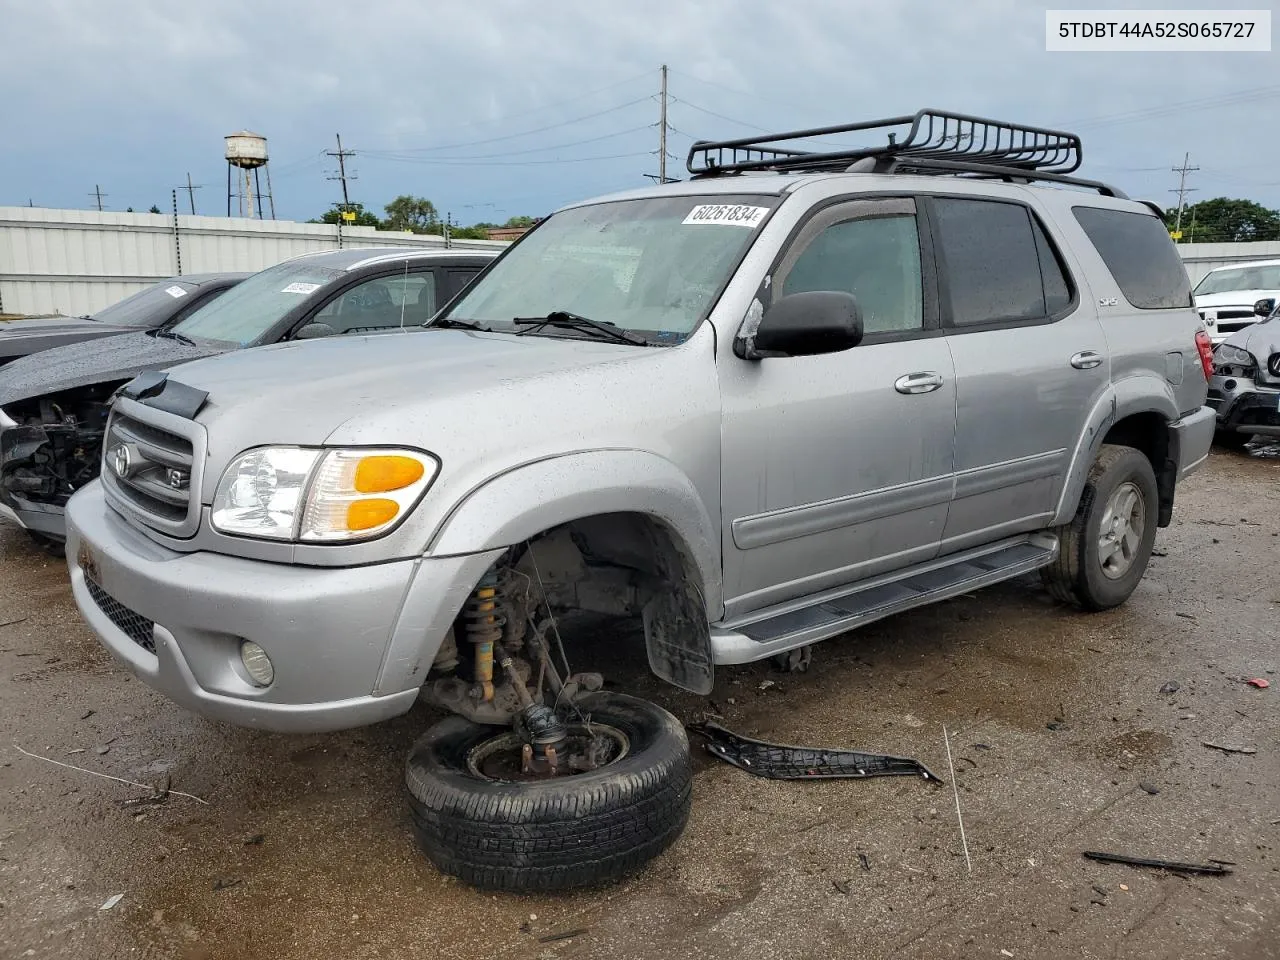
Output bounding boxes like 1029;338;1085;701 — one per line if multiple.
1072;206;1193;309
314;272;437;334
779;213;924;335
933;198;1062;326
446;268;482;301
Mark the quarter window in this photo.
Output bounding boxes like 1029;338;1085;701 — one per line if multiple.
933;198;1072;326
780;214;924;334
1073;206;1193;309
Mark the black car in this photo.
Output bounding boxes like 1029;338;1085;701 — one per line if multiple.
0;273;248;367
0;248;496;550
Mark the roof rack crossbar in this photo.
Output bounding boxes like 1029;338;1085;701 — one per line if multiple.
685;108;1114;192
875;155;1127;199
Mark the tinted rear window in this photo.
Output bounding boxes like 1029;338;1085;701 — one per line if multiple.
1072;207;1192;309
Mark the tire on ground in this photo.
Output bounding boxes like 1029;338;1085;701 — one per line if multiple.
1041;443;1159;611
405;692;692;892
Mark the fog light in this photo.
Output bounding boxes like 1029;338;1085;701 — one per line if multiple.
239;641;274;686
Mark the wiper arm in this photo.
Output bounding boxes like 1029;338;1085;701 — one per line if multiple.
153;328;198;346
424;317;491;331
512;311;647;345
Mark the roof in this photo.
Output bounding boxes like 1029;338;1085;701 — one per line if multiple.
280;247;499;271
162;272;252;285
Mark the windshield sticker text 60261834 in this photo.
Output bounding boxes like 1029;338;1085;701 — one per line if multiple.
681;204;770;228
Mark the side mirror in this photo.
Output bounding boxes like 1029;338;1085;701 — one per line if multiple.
736;291;864;360
1253;298;1276;318
293;322;337;340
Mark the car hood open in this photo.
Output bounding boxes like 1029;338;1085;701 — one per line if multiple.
0;331;226;406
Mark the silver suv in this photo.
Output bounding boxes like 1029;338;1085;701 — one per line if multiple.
64;111;1215;893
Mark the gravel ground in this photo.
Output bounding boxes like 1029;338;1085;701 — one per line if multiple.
1;444;1277;960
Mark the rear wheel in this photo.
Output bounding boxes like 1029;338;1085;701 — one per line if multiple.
1042;444;1158;611
405;692;691;892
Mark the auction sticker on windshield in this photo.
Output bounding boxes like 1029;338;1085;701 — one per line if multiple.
281;282;322;295
164;285;188;298
682;204;770;228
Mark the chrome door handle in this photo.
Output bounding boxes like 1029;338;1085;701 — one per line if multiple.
894;372;944;395
1070;351;1104;370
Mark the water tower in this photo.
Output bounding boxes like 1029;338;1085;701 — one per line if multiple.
225;131;276;219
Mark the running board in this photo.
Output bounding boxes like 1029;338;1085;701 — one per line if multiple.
711;535;1058;665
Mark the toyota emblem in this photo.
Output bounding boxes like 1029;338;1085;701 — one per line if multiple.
110;444;132;478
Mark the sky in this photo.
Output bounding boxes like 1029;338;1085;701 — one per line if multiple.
2;0;1277;225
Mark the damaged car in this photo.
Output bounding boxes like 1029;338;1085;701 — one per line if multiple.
1194;259;1280;344
0;273;247;368
1207;296;1280;448
65;110;1214;892
0;248;496;551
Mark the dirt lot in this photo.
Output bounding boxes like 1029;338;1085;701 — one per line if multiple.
1;446;1277;960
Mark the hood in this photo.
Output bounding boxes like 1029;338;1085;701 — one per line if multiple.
146;328;720;505
1222;317;1280;379
1194;289;1279;310
0;316;138;362
0;331;226;405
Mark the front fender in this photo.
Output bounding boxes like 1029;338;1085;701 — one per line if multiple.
1051;376;1178;526
427;449;723;619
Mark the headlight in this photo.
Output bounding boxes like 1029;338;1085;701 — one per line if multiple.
211;447;438;542
1213;344;1255;368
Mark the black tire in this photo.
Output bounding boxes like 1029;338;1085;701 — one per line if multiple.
405;692;692;892
1214;429;1252;451
25;531;65;558
1041;443;1158;612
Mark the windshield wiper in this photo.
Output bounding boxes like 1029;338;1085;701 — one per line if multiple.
425;317;491;332
149;328;198;346
512;311;648;345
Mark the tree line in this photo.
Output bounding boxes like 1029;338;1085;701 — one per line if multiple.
310;195;536;239
1162;198;1280;243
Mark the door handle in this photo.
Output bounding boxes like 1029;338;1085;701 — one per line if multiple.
894;372;944;395
1070;351;1104;370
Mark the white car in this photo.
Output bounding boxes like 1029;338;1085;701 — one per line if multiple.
1193;258;1280;343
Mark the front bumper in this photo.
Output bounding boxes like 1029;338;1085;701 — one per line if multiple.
1207;376;1280;438
66;482;503;733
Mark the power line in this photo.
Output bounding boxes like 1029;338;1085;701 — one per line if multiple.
362;96;654;155
363;124;653;162
359;150;655;168
669;96;773;133
1062;85;1280;129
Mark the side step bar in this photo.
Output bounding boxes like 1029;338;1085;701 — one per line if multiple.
711;535;1058;665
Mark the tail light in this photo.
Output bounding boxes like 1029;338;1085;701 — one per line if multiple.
1194;331;1215;380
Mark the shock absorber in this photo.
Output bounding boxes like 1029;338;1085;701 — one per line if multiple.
463;569;504;701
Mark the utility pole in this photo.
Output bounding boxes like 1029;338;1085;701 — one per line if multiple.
1170;152;1199;235
89;185;106;211
658;64;669;184
180;172;203;215
326;133;356;212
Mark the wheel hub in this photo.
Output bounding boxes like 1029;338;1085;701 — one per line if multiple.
1097;480;1146;580
466;723;630;782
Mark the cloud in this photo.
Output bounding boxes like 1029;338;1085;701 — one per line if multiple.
2;0;1276;220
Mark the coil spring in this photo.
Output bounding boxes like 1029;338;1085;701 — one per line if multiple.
464;570;505;701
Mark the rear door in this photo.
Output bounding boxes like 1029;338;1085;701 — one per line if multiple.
927;195;1108;552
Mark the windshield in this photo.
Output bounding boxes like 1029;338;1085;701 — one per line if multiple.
91;280;199;327
1195;264;1280;296
170;260;344;345
439;194;780;340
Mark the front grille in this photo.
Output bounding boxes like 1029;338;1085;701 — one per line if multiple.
86;578;156;654
101;407;197;532
1216;309;1255;320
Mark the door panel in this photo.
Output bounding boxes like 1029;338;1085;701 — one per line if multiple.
929;197;1108;551
719;197;956;618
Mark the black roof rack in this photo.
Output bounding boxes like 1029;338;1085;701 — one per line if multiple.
686;108;1126;198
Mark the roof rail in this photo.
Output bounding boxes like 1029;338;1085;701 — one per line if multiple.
686;108;1126;198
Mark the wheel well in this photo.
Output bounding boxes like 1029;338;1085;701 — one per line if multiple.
1101;412;1176;526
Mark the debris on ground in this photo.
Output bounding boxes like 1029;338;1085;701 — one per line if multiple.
1244;678;1270;689
1158;681;1180;695
79;709;94;720
858;852;872;872
212;878;241;891
1138;781;1161;795
1082;851;1233;875
537;929;588;943
1203;741;1258;755
99;894;124;911
832;878;852;894
690;721;943;782
244;834;265;845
